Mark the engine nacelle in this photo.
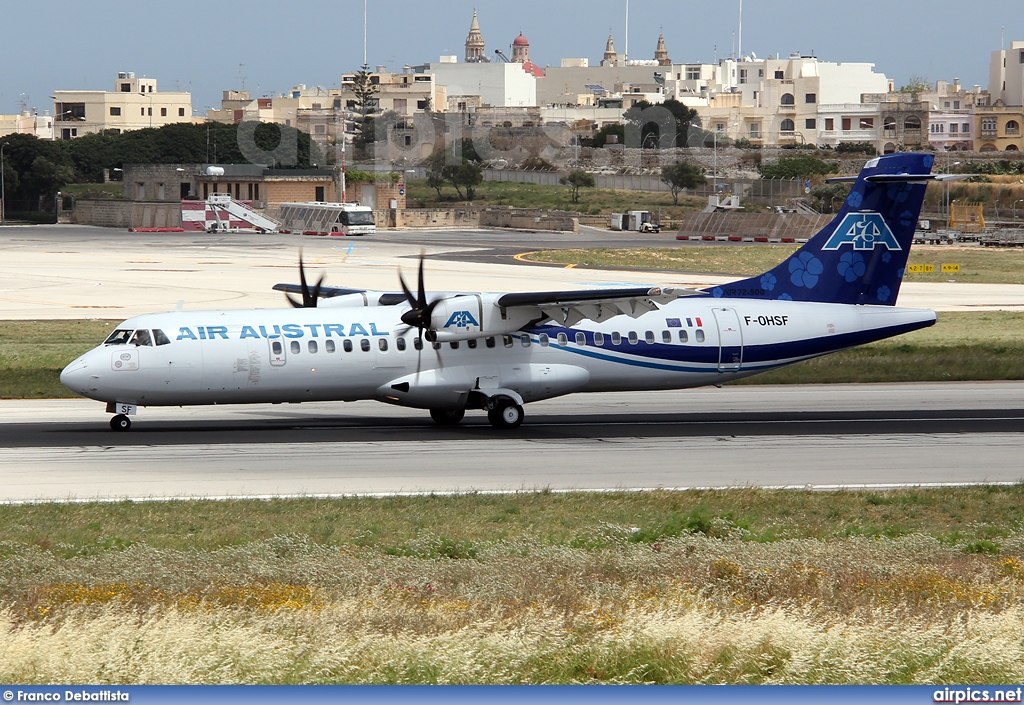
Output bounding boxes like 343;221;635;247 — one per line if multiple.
429;294;536;342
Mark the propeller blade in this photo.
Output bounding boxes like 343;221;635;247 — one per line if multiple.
283;249;327;308
417;252;426;309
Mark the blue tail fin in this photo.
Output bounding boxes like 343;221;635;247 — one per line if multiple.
709;152;935;305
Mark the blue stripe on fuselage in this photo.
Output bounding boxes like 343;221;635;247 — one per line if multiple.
524;318;931;372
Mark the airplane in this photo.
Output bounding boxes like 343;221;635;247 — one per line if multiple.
61;152;959;431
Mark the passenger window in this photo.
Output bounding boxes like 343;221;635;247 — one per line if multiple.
628;332;639;345
485;337;496;348
272;341;283;355
308;340;318;354
153;329;171;346
557;332;568;346
414;337;423;350
696;329;705;343
611;332;622;345
450;341;459;350
343;339;353;353
575;332;586;345
645;331;655;344
521;335;531;347
539;333;549;346
397;337;406;351
467;338;477;349
104;329;133;345
326;339;336;353
503;335;514;348
594;331;605;346
662;330;672;343
130;330;153;346
291;341;301;354
379;339;388;351
360;339;370;352
679;330;688;343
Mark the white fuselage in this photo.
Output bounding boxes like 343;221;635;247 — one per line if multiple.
60;297;936;411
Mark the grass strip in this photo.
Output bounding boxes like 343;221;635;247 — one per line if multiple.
529;246;1024;285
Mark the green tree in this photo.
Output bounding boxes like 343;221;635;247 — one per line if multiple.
760;155;837;180
559;169;595;203
351;64;380;151
660;162;706;204
623;99;700;148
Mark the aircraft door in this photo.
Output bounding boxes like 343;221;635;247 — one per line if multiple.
269;337;286;366
713;308;743;372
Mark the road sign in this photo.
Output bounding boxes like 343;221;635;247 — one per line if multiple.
941;263;961;273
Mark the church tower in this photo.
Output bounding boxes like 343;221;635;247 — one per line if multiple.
601;35;619;67
654;33;670;66
511;33;530;63
465;10;487;63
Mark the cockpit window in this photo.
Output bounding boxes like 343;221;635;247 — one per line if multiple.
130;330;153;346
104;329;133;345
153;329;171;346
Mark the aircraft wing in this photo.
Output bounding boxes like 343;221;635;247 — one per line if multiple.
496;286;700;326
272;283;366;299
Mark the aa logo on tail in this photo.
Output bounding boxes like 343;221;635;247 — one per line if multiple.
822;213;902;251
444;311;480;328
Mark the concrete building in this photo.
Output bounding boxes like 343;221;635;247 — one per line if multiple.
418;61;536;107
695;55;891;149
928;110;975;151
860;93;929;153
0;110;54;139
990;41;1024;107
52;72;192;139
974;103;1024;152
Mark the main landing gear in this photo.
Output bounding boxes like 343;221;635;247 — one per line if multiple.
486;399;524;430
427;398;525;430
110;414;132;432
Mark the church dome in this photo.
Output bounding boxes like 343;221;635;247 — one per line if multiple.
513;33;529;46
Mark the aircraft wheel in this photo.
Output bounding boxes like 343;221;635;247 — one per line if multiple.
429;408;465;426
487;400;524;430
110;414;132;432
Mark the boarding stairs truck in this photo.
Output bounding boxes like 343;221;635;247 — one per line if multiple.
277;202;376;236
205;193;281;233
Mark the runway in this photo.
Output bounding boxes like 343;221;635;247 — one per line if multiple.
3;225;1024;503
2;382;1022;502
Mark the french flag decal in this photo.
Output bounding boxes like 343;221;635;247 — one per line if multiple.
685;317;703;327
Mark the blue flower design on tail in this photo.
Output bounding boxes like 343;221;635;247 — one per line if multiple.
838;252;866;282
789;252;823;288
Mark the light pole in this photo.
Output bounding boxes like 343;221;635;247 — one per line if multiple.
0;143;7;225
1014;199;1024;222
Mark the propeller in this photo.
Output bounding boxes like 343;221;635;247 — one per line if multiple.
398;253;440;341
285;250;326;308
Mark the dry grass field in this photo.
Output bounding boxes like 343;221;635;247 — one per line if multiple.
1;490;1024;684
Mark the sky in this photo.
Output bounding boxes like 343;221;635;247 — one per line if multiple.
3;0;1021;116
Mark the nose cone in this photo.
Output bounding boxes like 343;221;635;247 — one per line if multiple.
60;356;91;395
